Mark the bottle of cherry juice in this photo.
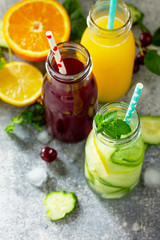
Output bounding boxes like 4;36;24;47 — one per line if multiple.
43;42;98;143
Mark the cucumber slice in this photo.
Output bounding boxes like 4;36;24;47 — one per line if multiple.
127;4;144;25
44;191;77;220
110;146;143;168
0;19;8;48
140;115;160;145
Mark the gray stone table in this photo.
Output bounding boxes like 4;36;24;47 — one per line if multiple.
0;0;160;239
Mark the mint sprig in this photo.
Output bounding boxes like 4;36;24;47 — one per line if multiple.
94;111;131;139
5;103;45;133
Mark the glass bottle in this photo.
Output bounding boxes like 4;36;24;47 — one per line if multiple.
85;102;145;199
43;42;98;143
81;0;135;102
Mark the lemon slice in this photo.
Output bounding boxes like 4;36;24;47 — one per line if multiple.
0;62;43;106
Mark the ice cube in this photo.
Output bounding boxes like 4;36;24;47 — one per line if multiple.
26;167;47;187
37;129;52;144
144;167;160;188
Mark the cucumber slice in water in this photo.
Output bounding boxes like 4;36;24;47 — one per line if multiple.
127;4;144;25
0;19;8;48
140;116;160;145
44;191;77;220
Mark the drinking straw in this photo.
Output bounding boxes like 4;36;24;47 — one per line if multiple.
124;83;143;125
107;0;117;30
46;31;66;75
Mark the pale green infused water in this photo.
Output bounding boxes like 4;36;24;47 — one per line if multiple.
85;102;145;199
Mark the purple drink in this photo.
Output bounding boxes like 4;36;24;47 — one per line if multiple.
43;42;97;143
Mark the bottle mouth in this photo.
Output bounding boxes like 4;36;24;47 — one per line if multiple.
93;102;141;146
46;41;92;83
87;0;132;38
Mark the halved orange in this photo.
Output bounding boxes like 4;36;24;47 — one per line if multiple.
0;62;43;106
3;0;71;61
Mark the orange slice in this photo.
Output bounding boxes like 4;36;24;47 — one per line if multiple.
0;62;43;106
3;0;71;61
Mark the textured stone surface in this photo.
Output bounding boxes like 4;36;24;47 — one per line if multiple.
0;0;160;240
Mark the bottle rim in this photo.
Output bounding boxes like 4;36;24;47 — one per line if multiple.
46;41;92;83
93;102;141;146
87;0;132;38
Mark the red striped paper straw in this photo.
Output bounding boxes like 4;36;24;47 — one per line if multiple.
46;31;67;75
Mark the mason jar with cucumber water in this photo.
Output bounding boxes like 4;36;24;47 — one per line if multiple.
85;83;145;199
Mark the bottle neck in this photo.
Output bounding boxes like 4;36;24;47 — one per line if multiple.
93;102;141;147
46;41;92;84
87;0;132;45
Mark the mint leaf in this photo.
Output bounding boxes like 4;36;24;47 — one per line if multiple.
104;124;117;139
94;111;117;134
103;110;117;123
153;27;160;46
94;114;104;126
5;103;45;132
11;116;25;125
144;50;160;76
63;0;87;41
94;110;131;139
113;119;131;136
5;125;15;132
21;111;33;124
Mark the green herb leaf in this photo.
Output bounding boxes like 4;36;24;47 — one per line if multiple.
94;110;131;139
11;116;25;125
63;0;87;41
113;119;131;136
103;110;117;122
127;4;144;25
5;125;15;132
94;114;104;127
103;124;118;139
144;50;160;76
152;27;160;46
5;103;45;132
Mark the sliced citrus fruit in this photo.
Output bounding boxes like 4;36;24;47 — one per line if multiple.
3;0;70;61
0;62;43;106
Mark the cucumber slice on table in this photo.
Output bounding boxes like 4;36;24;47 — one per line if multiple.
140;116;160;145
44;191;77;220
127;4;144;25
0;19;8;48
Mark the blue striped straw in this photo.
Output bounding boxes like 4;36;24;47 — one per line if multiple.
124;83;143;125
107;0;117;30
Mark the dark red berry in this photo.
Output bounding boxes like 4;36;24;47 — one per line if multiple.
40;147;57;162
136;51;147;65
139;32;152;47
133;59;140;73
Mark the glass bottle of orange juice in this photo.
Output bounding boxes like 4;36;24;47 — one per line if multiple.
81;0;135;103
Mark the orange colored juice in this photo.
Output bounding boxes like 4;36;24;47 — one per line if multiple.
81;15;135;102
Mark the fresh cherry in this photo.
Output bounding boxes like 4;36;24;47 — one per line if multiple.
133;59;140;73
139;32;152;47
40;147;57;162
136;51;147;65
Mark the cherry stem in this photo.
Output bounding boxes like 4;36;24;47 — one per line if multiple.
135;39;144;54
